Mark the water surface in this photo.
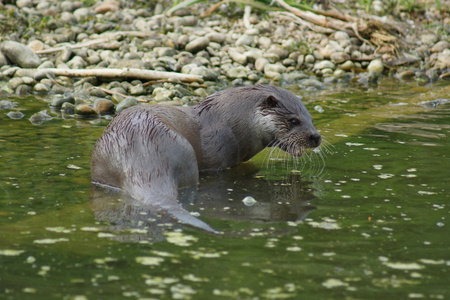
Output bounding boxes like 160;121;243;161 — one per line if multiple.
1;79;449;299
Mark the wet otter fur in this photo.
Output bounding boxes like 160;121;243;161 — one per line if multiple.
90;85;321;232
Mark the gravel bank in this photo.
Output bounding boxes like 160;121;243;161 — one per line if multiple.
0;0;449;120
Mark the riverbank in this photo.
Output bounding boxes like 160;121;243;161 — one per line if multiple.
0;0;449;119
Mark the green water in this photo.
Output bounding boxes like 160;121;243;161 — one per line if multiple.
0;80;449;299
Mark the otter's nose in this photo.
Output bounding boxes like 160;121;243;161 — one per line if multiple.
308;132;321;148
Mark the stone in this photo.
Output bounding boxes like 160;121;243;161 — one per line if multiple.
205;32;226;44
228;49;247;65
264;63;286;74
185;37;210;53
116;97;140;113
227;66;251;79
334;31;350;41
75;104;98;116
1;41;42;68
367;59;384;75
314;60;335;70
95;2;119;14
93;99;115;115
51;96;75;108
29;110;53;125
235;34;254;47
330;52;350;63
431;41;450;53
152;87;174;102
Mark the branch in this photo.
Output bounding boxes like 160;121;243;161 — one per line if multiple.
25;68;203;83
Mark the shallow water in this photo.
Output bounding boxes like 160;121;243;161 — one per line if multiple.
0;79;449;299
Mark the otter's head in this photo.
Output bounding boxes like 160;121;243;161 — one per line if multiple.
256;86;321;157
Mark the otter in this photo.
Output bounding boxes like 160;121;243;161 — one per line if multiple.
90;85;321;232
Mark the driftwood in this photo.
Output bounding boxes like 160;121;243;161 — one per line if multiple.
35;31;155;54
275;0;353;34
28;68;203;83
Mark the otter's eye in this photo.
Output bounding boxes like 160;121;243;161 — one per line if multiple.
288;118;301;126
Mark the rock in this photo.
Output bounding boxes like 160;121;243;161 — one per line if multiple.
185;37;209;53
61;1;79;12
334;31;350;41
188;66;219;81
420;33;439;45
93;99;115;115
95;2;119;14
152;87;174;102
0;51;8;67
439;72;450;80
314;60;335;70
431;41;450;53
1;41;42;68
28;40;45;52
299;78;325;90
73;7;93;22
367;59;384;75
227;66;251;79
436;49;450;69
16;85;33;95
51;96;75;108
267;44;289;60
235;34;254;47
205;32;226;44
61;102;76;114
129;84;145;95
75;104;98;116
229;49;247;65
264;63;286;74
305;54;315;64
29;110;53;125
330;52;350;63
66;56;87;69
116;97;140;113
7;78;24;90
0;100;17;109
7;111;25;120
340;60;354;70
283;71;309;83
34;83;51;93
258;37;272;49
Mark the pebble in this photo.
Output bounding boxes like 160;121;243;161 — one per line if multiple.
116;98;140;113
367;59;384;75
29;110;53;125
94;99;115;115
7;111;25;119
185;37;210;53
75;104;98;116
1;41;41;68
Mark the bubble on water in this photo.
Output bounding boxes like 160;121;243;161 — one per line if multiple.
0;249;25;256
418;191;436;195
383;262;424;270
286;246;302;252
314;105;324;113
33;238;69;244
322;278;348;289
378;173;395;179
165;231;198;247
136;256;164;266
373;164;383;170
436;222;444;227
242;196;257;206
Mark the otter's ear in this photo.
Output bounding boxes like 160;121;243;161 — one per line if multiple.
263;95;279;108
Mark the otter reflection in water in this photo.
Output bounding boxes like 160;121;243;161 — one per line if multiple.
90;85;321;234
